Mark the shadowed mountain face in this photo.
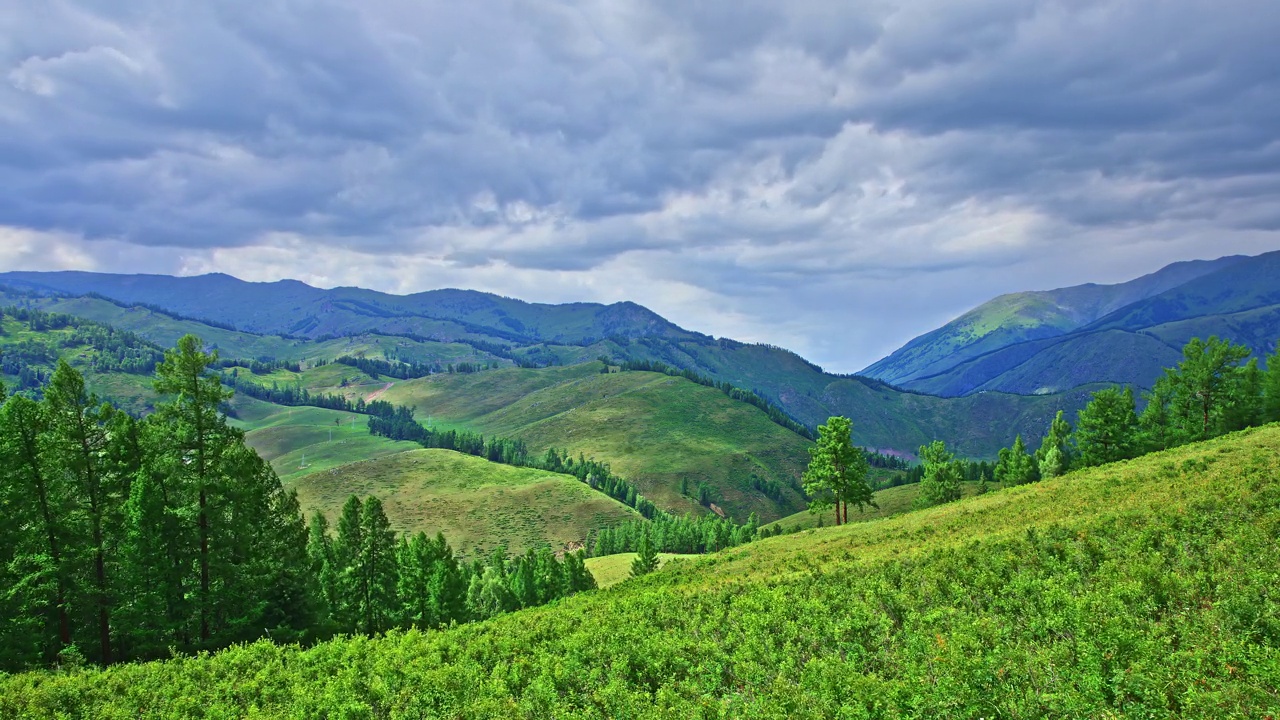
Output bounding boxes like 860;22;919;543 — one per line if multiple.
0;271;693;346
861;251;1280;396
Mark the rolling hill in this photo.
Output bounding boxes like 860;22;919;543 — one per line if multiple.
5;423;1277;716
0;272;1107;458
288;448;640;556
863;250;1280;396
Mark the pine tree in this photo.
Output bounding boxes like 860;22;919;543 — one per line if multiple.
356;496;398;635
994;435;1038;487
42;360;123;664
1264;341;1280;424
630;532;659;578
1035;410;1074;477
802;416;874;525
1075;386;1139;467
916;440;962;507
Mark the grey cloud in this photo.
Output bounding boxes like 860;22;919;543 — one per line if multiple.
0;0;1278;370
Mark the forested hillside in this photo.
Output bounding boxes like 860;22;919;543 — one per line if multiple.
4;423;1277;716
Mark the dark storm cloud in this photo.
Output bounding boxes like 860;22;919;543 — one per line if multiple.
1;0;1278;370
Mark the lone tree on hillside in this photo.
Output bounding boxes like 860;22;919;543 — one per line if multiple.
803;416;875;526
630;532;658;578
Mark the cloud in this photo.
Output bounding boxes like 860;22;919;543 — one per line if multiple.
0;0;1278;371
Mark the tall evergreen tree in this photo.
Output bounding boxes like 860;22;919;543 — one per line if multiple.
1075;386;1139;467
994;435;1038;487
802;416;874;525
916;440;962;507
42;360;122;665
630;532;659;578
356;497;398;635
1035;410;1074;478
1264;341;1280;424
1160;336;1252;440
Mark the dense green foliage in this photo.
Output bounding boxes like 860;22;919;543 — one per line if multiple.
801;416;873;524
0;336;602;672
307;497;595;637
0;340;308;669
3;425;1278;716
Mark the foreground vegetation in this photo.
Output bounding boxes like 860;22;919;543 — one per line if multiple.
3;424;1278;716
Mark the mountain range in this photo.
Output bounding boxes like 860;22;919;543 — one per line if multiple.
3;249;1276;459
862;250;1280;396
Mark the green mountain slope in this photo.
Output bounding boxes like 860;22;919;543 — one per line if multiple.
7;425;1277;716
862;254;1245;385
290;448;640;556
906;329;1185;396
864;251;1280;397
2;272;1105;457
0;271;691;345
380;366;814;521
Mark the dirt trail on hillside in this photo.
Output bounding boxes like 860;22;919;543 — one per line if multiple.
365;382;394;402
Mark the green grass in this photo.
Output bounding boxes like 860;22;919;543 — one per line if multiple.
583;553;699;589
5;425;1278;716
228;395;422;484
384;366;813;522
290;448;640;556
763;481;987;532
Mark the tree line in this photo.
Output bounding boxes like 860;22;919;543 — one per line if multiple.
367;406;661;518
0;335;596;672
912;336;1280;507
306;495;594;637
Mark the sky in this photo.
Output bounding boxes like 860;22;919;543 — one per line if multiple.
2;1;1279;373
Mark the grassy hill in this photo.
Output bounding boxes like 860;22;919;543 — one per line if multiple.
380;366;814;521
583;553;698;588
228;395;421;484
5;424;1277;716
287;448;640;555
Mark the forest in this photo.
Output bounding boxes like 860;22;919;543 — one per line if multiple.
0;336;597;671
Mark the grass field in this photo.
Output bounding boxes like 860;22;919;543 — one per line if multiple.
6;424;1278;716
383;365;814;521
228;395;422;484
293;448;641;555
583;553;700;588
763;480;986;532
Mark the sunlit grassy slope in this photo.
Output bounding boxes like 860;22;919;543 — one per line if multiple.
228;395;421;484
6;425;1278;717
380;366;813;522
287;448;640;555
584;553;699;589
763;480;986;532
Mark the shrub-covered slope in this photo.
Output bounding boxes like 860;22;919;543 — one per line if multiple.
4;425;1278;718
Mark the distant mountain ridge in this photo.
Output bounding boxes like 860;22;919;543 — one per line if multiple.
863;250;1280;396
0;270;1088;458
0;271;693;346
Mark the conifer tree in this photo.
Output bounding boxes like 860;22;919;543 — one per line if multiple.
995;435;1038;487
802;416;873;525
42;360;122;664
356;496;398;635
1075;386;1139;467
1035;410;1074;478
916;440;962;507
1264;341;1280;424
630;532;659;578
